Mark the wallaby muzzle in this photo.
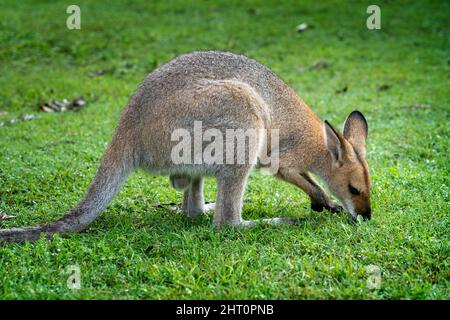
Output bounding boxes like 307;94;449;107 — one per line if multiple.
361;208;372;220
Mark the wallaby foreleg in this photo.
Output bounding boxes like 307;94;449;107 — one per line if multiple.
300;172;343;213
171;176;213;217
277;168;342;213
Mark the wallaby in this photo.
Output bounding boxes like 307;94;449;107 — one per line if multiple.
0;51;371;243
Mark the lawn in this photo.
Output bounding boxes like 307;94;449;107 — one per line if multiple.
0;0;448;299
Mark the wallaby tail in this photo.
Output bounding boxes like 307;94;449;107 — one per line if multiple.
0;127;136;244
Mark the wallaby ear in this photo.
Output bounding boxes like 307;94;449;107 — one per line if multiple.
343;111;368;158
324;120;344;165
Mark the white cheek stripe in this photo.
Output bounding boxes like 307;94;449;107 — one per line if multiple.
344;200;357;219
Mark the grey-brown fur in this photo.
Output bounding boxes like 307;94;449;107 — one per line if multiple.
0;51;371;243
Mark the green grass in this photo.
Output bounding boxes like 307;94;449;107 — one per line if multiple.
0;0;448;299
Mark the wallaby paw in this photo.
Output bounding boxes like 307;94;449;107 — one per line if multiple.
311;202;324;212
311;202;343;213
325;203;344;213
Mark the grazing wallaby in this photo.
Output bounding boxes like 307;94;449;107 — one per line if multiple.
0;51;371;243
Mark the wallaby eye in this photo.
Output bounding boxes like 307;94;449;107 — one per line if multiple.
349;184;360;195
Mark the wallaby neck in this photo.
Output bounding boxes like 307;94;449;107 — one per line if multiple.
309;127;334;185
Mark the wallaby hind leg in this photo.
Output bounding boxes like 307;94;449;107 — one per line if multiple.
214;170;295;228
214;171;250;228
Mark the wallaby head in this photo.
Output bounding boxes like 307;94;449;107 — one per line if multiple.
323;111;371;220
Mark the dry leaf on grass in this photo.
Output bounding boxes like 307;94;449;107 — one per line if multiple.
39;96;87;113
296;23;313;32
336;85;348;94
0;211;15;226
